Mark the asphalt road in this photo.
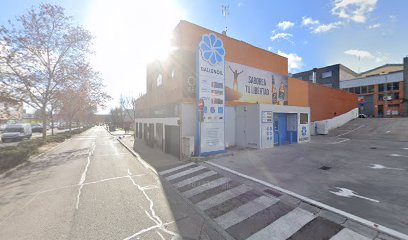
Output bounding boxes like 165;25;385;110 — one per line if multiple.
0;126;212;240
210;118;408;236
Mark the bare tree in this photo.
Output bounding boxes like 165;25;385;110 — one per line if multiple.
57;77;110;131
119;93;138;123
0;3;94;141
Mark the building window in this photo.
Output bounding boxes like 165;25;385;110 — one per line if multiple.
361;86;368;94
157;74;163;86
297;76;303;80
300;113;308;124
368;85;374;93
392;92;400;100
354;87;361;94
392;82;399;90
386;83;392;91
323;83;333;88
378;94;384;101
308;74;313;81
349;87;355;93
378;84;384;92
321;71;333;78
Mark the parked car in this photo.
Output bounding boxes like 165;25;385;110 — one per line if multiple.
1;124;32;142
0;124;7;133
31;123;43;133
358;114;368;118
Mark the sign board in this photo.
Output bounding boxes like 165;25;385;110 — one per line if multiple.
261;111;273;123
298;113;310;143
225;61;288;105
196;33;225;155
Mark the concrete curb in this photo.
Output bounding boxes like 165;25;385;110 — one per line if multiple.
206;161;408;240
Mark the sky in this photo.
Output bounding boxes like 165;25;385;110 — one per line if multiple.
1;0;407;113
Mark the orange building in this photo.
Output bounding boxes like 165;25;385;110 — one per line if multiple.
134;21;357;158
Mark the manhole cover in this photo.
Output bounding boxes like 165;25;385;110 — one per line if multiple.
319;166;331;170
264;189;282;197
370;147;377;149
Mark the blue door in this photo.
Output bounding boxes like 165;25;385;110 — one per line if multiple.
273;113;288;146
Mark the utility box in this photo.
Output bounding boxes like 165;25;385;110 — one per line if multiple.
182;136;195;159
235;104;311;149
316;121;329;135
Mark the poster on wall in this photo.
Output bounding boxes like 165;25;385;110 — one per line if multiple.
196;33;225;155
298;113;310;143
225;61;288;105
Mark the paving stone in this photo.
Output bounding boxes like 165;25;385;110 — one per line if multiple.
298;202;321;215
319;209;347;225
343;220;379;239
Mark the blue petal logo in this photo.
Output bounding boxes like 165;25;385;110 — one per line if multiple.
302;126;307;136
199;33;225;65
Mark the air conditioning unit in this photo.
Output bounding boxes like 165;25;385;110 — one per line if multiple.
182;136;195;159
316;121;329;135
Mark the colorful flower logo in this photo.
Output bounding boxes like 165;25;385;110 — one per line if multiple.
199;33;225;65
302;126;307;136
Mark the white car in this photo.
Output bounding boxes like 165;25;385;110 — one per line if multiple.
1;124;32;142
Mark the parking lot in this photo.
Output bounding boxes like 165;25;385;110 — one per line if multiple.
210;118;408;235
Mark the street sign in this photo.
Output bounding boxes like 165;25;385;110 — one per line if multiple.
383;95;392;101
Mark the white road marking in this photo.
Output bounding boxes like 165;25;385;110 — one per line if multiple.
369;164;404;171
174;171;218;188
196;184;252;211
328;138;350;144
389;153;408;158
182;177;231;198
403;148;408;150
336;125;364;137
165;166;206;181
215;195;279;229
159;162;196;175
126;169;179;240
330;228;371;240
246;207;315;240
205;161;408;240
75;142;96;209
386;130;391;133
330;187;379;203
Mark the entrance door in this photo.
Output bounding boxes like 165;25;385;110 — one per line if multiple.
165;125;180;158
273;113;288;146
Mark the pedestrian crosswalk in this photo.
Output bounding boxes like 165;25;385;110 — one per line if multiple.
159;163;373;240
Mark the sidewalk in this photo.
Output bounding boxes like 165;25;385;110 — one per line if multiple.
119;136;184;171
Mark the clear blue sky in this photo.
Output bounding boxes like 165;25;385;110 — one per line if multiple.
1;0;408;111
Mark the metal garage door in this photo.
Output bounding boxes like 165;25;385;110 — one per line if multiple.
165;125;180;158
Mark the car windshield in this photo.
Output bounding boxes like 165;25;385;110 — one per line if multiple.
4;128;23;133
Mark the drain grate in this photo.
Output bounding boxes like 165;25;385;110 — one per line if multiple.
370;147;377;149
264;189;282;197
319;166;331;170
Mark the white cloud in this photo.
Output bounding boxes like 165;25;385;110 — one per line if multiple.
368;23;381;29
313;22;343;33
332;0;377;23
277;21;295;30
301;16;319;26
270;32;293;42
277;50;304;71
267;46;273;52
344;49;374;59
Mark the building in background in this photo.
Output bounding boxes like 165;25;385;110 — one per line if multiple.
134;21;357;159
0;96;23;124
340;58;407;117
292;64;359;89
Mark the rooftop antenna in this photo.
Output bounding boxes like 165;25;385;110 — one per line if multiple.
221;5;230;35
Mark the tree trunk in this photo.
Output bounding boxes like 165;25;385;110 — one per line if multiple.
41;107;47;142
51;111;54;136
